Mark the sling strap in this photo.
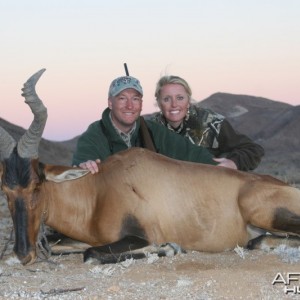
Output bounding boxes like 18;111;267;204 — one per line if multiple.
139;117;156;152
100;117;156;153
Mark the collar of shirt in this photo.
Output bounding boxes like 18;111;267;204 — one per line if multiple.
109;112;136;147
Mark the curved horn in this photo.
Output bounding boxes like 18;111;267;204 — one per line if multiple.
0;127;16;160
17;69;48;158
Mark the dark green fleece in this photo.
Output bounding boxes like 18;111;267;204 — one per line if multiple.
72;108;217;166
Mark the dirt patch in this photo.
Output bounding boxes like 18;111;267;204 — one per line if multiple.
1;193;300;299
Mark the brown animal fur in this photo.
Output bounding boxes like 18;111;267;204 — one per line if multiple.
2;147;300;265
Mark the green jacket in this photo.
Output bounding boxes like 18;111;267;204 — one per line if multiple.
72;108;217;166
152;105;264;171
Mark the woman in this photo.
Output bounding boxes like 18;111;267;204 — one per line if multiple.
152;75;264;171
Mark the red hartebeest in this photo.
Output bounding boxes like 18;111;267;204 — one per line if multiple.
1;69;300;266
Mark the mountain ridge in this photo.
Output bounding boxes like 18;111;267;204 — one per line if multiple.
1;92;299;183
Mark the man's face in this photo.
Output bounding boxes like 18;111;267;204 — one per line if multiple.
108;88;143;133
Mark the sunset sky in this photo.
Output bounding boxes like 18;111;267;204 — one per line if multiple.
1;0;299;141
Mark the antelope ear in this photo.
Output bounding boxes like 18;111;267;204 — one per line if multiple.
45;168;90;183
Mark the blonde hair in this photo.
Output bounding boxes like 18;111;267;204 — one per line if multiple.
155;75;192;102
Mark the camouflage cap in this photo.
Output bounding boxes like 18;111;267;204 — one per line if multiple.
108;76;143;97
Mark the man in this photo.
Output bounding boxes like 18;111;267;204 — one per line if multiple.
72;75;232;172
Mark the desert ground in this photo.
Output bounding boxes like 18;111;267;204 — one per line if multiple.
1;189;300;300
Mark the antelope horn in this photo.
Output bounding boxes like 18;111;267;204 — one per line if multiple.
17;69;48;158
0;127;16;160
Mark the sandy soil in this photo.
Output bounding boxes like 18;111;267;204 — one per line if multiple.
1;193;300;300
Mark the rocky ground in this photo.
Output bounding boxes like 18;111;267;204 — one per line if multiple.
1;191;300;300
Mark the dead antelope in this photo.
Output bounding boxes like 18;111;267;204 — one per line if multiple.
1;69;300;266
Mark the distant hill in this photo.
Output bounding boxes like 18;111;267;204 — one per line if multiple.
1;92;299;183
198;93;300;183
0;118;77;166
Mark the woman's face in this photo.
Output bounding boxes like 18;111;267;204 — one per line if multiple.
158;83;190;128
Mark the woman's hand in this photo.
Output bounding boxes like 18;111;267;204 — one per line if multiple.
213;158;238;170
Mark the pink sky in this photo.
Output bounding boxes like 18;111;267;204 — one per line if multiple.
1;1;299;141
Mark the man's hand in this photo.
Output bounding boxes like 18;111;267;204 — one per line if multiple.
213;158;238;170
78;159;101;174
